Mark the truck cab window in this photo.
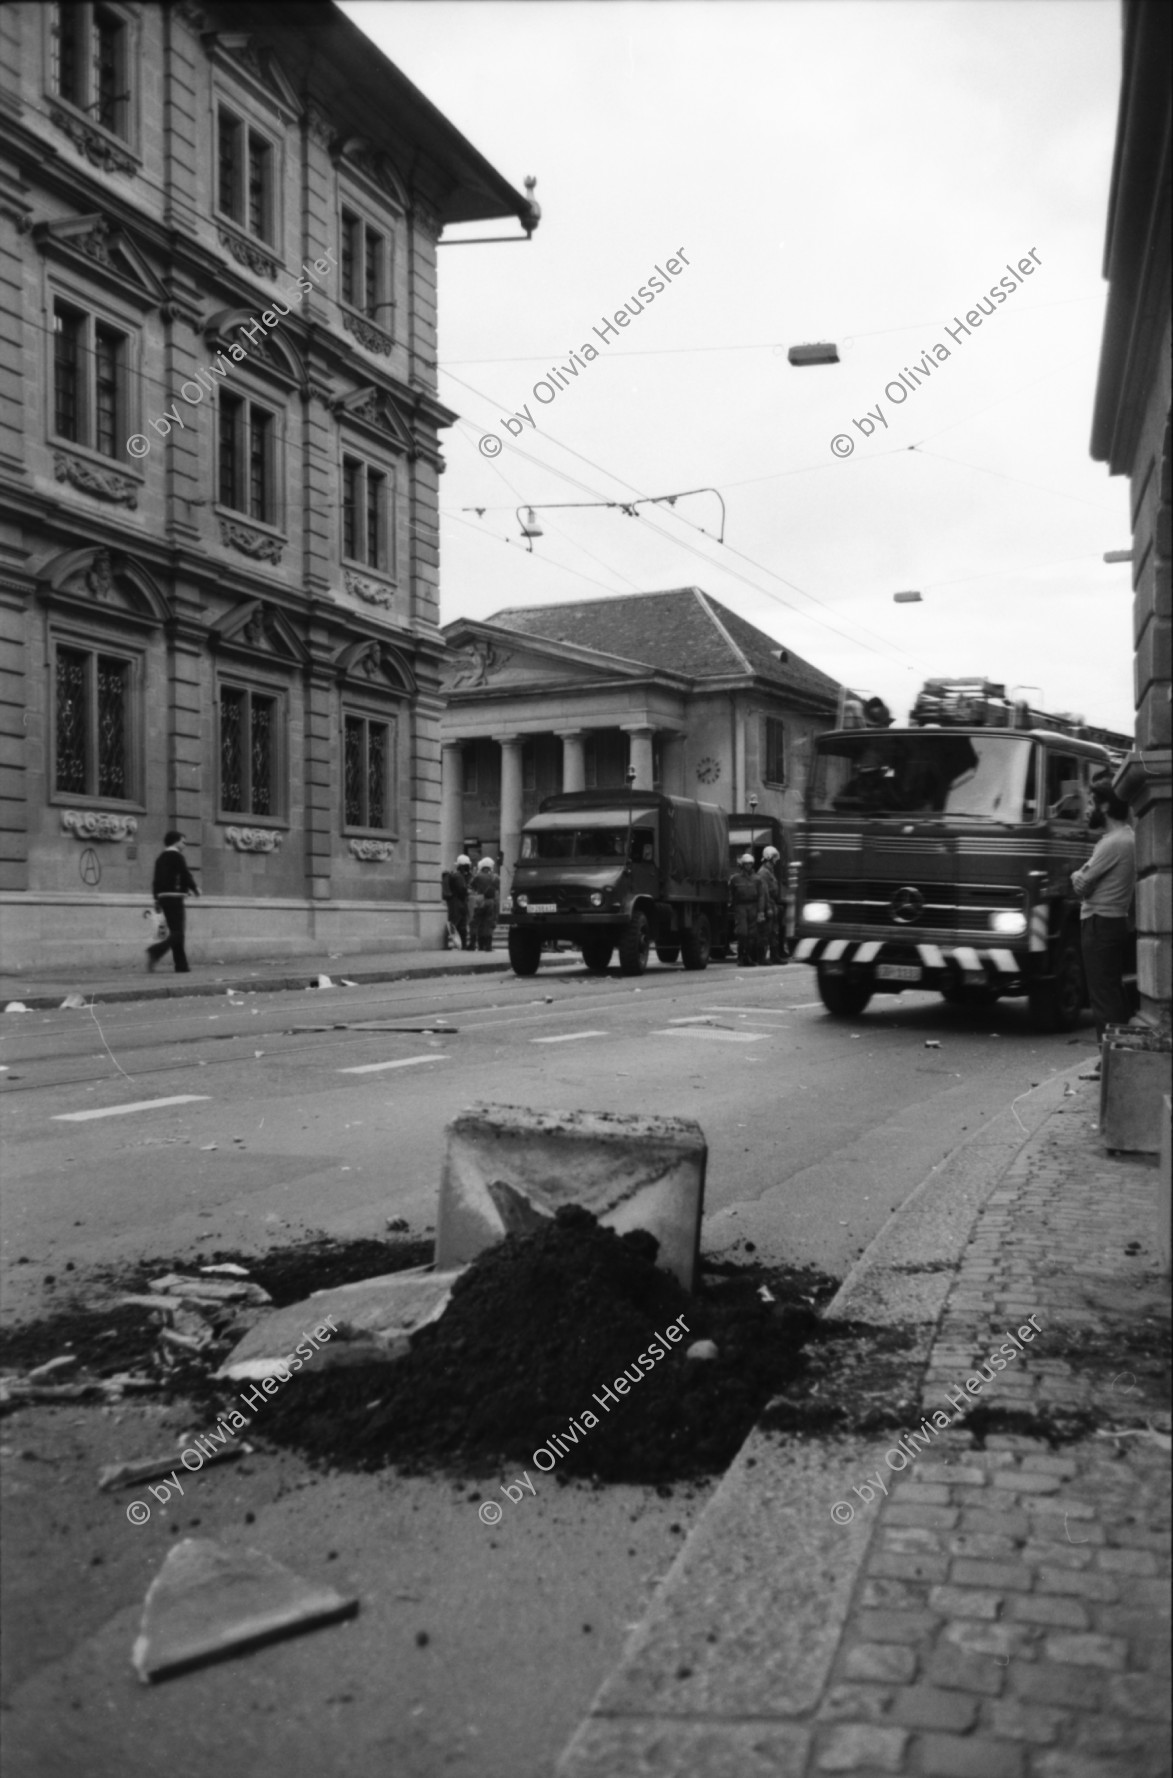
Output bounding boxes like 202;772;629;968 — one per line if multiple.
1045;754;1083;821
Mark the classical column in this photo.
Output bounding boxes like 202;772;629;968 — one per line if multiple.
440;742;464;869
623;724;655;791
556;728;586;793
496;735;524;900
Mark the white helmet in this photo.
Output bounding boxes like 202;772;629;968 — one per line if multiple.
739;852;755;866
763;846;780;862
477;858;494;873
456;854;472;868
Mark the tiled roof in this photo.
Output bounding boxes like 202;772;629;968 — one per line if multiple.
486;589;840;703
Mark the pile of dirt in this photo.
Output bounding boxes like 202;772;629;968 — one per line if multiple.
254;1207;839;1485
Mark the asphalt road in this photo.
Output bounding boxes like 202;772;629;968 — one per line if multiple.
0;960;1098;1778
2;958;1096;1306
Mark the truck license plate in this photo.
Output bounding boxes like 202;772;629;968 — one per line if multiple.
877;963;922;982
526;903;556;913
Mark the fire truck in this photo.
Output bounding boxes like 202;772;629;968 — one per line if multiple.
792;679;1132;1030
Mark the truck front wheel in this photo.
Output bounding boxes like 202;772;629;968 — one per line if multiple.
681;915;711;970
1028;935;1084;1033
618;911;651;975
508;928;543;976
581;934;614;972
817;965;873;1017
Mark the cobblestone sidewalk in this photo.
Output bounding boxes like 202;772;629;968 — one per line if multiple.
816;1079;1171;1778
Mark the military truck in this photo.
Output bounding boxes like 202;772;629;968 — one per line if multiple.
503;790;730;976
793;680;1132;1030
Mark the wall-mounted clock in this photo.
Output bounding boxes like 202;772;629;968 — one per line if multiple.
695;756;721;785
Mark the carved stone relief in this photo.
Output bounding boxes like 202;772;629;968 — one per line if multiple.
61;810;138;841
216;226;277;281
54;453;138;509
225;826;282;853
219;520;284;564
348;838;395;862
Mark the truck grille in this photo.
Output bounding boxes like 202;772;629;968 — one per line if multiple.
807;880;1014;934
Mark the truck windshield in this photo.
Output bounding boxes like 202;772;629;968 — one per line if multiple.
521;826;651;860
809;734;1033;821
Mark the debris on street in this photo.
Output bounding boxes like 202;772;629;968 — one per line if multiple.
132;1538;358;1683
98;1443;248;1492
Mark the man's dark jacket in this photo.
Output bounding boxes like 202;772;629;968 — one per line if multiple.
153;849;198;898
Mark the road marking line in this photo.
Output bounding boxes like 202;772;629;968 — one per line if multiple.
655;1029;769;1043
791;1002;823;1010
701;1005;792;1016
337;1056;450;1075
53;1095;211;1122
531;1030;608;1044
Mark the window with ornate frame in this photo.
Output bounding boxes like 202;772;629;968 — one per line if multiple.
216;103;276;244
218;393;278;526
217;680;284;821
51;298;130;460
50;632;142;805
341;454;391;573
343;710;396;835
763;717;786;786
340;207;392;330
49;2;135;144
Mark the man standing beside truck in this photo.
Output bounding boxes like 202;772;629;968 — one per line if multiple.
1072;782;1136;1045
756;848;782;965
729;852;766;966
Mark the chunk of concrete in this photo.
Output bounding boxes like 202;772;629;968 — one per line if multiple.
132;1538;357;1682
435;1104;707;1290
216;1267;461;1380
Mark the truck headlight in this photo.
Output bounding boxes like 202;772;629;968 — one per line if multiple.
989;910;1027;934
803;901;833;923
515;894;528;910
589;892;603;907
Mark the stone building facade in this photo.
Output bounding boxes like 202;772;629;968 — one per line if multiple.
1091;0;1171;1029
440;588;841;896
0;1;532;970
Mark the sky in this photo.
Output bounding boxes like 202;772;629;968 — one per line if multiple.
342;0;1133;733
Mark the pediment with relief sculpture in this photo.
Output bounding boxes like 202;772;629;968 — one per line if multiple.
441;627;648;695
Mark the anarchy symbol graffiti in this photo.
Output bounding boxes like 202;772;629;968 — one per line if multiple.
80;847;101;886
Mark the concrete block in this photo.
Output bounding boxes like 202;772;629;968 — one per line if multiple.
132;1538;357;1682
435;1103;707;1289
217;1267;461;1379
1099;1028;1173;1155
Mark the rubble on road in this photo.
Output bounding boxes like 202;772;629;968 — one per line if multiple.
256;1208;835;1485
217;1267;461;1380
132;1538;357;1682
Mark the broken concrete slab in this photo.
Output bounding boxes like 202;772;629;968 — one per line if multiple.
99;1444;247;1491
435;1104;707;1290
132;1537;357;1682
216;1267;461;1380
148;1272;272;1306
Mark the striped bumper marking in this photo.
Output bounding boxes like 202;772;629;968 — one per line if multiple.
989;949;1018;974
823;939;850;961
953;946;982;973
794;938;818;961
856;941;883;963
1029;907;1049;952
917;944;946;969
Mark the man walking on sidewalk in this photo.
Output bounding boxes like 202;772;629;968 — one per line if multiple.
146;831;200;973
1072;782;1135;1043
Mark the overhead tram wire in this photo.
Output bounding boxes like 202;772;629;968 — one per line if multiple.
444;381;922;670
436;292;1102;367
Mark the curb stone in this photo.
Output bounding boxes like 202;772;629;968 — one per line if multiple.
555;1067;1170;1777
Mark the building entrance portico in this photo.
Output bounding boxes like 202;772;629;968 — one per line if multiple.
440;590;841;902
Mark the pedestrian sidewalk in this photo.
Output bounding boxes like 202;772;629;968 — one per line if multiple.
558;1069;1172;1777
0;942;556;1011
